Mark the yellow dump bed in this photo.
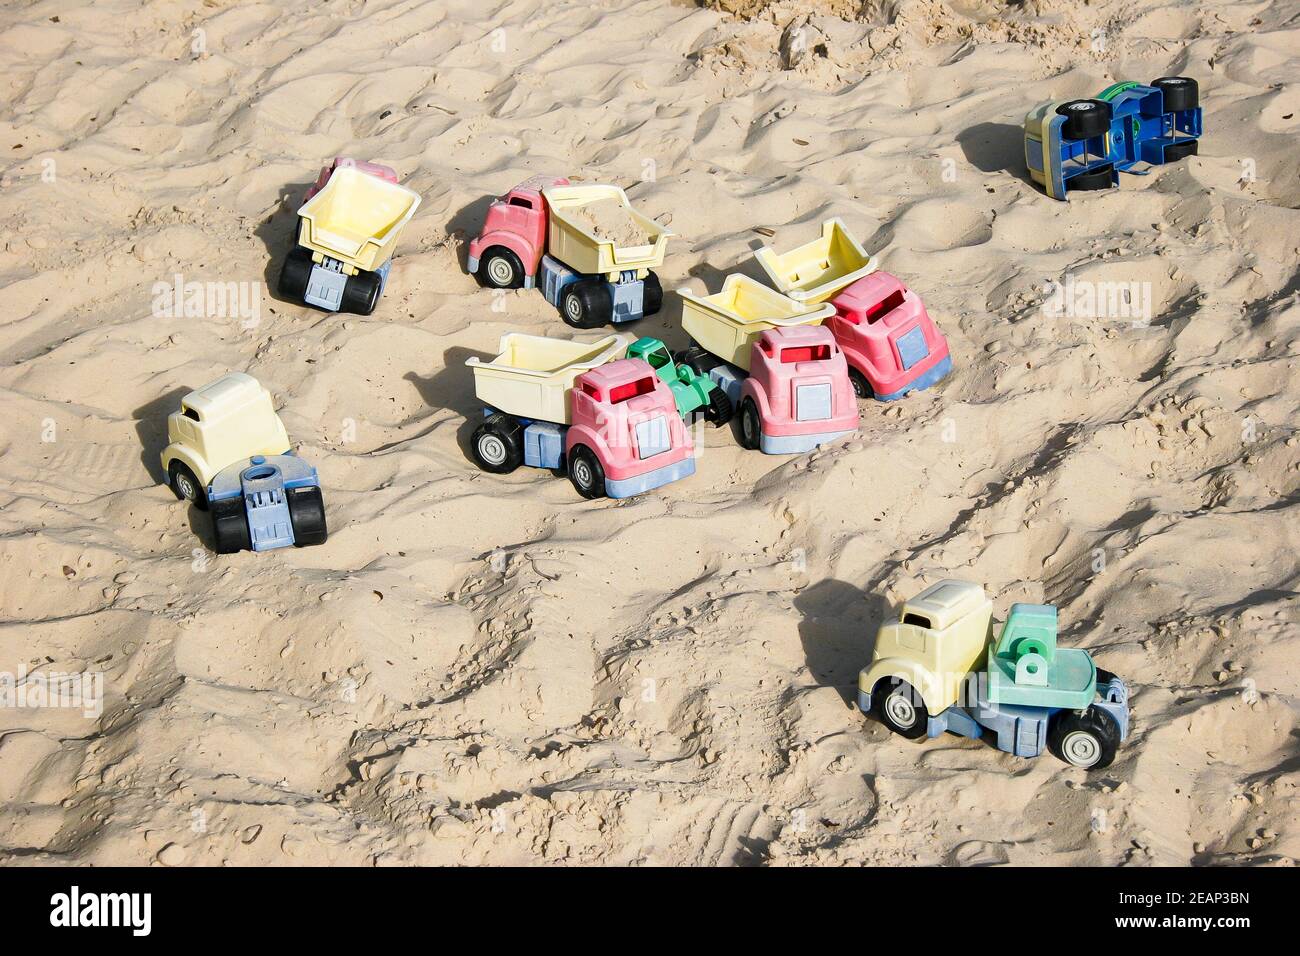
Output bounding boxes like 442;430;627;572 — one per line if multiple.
466;333;630;424
678;274;834;372
753;218;877;304
541;184;672;280
296;166;421;273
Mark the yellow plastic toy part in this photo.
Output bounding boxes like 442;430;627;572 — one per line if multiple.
678;274;834;372
296;166;422;275
541;184;673;282
753;218;878;304
160;372;291;488
466;332;631;425
858;579;995;715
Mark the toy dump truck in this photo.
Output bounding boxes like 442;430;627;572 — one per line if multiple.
677;275;857;454
755;219;952;400
1024;77;1202;200
278;158;421;315
160;373;327;554
626;336;732;426
468;176;673;328
465;333;695;499
858;580;1129;769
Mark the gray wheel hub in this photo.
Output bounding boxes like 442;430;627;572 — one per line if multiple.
1062;730;1102;768
478;434;507;466
487;257;513;285
884;690;918;729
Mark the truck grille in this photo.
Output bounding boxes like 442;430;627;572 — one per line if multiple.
796;384;832;422
635;416;670;459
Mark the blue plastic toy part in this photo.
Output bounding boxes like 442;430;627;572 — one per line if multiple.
874;353;952;402
208;454;321;552
1031;82;1203;200
858;669;1131;764
304;258;349;311
540;254;580;307
540;255;647;324
707;365;744;406
1101;84;1203;173
894;325;929;372
610;270;645;323
523;421;565;470
605;455;695;498
759;428;854;455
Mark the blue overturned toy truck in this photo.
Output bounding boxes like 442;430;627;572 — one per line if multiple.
1024;77;1202;200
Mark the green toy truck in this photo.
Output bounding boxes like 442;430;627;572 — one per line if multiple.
626;337;732;426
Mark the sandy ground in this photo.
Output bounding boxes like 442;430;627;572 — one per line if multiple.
0;0;1297;866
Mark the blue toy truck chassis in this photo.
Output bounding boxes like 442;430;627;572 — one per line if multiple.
1029;83;1202;200
539;255;648;324
303;255;390;312
208;453;321;551
481;408;695;498
858;672;1130;760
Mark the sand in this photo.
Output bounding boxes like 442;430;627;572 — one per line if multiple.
0;0;1296;866
569;198;656;247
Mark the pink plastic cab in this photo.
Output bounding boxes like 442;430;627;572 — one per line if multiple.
737;325;858;455
566;358;694;498
827;272;952;401
304;157;398;202
467;175;570;289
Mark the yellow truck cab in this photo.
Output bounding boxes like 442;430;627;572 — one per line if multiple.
160;373;291;509
858;579;994;736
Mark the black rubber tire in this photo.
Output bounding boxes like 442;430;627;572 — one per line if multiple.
168;461;209;510
701;387;733;427
875;678;930;740
278;245;315;301
567;444;606;500
476;246;525;290
1056;99;1111;140
1162;139;1198;163
642;271;663;317
1152;76;1198;112
848;367;873;400
470;414;524;474
1048;706;1121;770
287;485;328;547
560;279;613;329
211;496;251;554
340;269;382;316
737;397;762;451
1068;164;1114;192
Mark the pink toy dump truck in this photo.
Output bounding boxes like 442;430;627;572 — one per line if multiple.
466;333;695;499
755;220;952;401
677;276;858;455
467;176;673;329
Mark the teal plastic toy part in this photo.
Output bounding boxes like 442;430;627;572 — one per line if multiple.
986;603;1096;709
626;336;716;418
